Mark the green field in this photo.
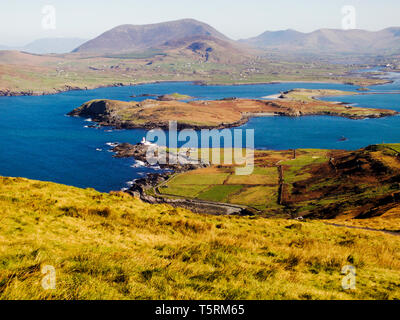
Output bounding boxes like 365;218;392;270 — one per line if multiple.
281;150;329;184
169;171;230;185
197;185;244;202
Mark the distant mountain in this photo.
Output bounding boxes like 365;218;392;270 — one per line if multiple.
0;38;87;54
22;38;88;54
240;27;400;54
72;19;232;53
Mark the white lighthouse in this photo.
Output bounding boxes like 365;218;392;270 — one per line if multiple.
140;137;153;146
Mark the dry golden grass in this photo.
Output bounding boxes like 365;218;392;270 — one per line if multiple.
226;173;276;185
0;176;399;300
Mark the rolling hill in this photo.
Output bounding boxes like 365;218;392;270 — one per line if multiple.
0;50;62;64
241;27;400;54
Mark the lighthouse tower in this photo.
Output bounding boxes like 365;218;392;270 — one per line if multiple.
140;137;153;146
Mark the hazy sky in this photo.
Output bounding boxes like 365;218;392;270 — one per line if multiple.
1;0;399;45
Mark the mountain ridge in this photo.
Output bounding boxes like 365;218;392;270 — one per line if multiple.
240;27;400;54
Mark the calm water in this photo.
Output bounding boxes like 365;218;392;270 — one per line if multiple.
0;73;399;191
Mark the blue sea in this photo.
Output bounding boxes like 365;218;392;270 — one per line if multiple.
0;73;399;192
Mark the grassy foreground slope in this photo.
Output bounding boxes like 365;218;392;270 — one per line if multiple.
0;176;399;300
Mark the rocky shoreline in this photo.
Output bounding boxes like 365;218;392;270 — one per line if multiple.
0;74;393;97
107;115;252;131
0;83;130;97
112;142;207;172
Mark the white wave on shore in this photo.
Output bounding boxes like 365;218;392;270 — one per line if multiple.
106;142;119;148
126;180;137;187
262;94;281;99
131;160;147;168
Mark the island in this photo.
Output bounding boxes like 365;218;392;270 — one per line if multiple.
68;89;398;130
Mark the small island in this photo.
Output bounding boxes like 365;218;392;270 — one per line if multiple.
68;89;398;130
157;93;193;101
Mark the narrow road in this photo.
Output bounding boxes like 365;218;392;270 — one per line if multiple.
324;222;400;237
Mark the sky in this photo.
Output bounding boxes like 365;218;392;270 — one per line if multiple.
0;0;399;46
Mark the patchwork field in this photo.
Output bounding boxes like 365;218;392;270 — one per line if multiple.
158;145;400;222
159;149;330;214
